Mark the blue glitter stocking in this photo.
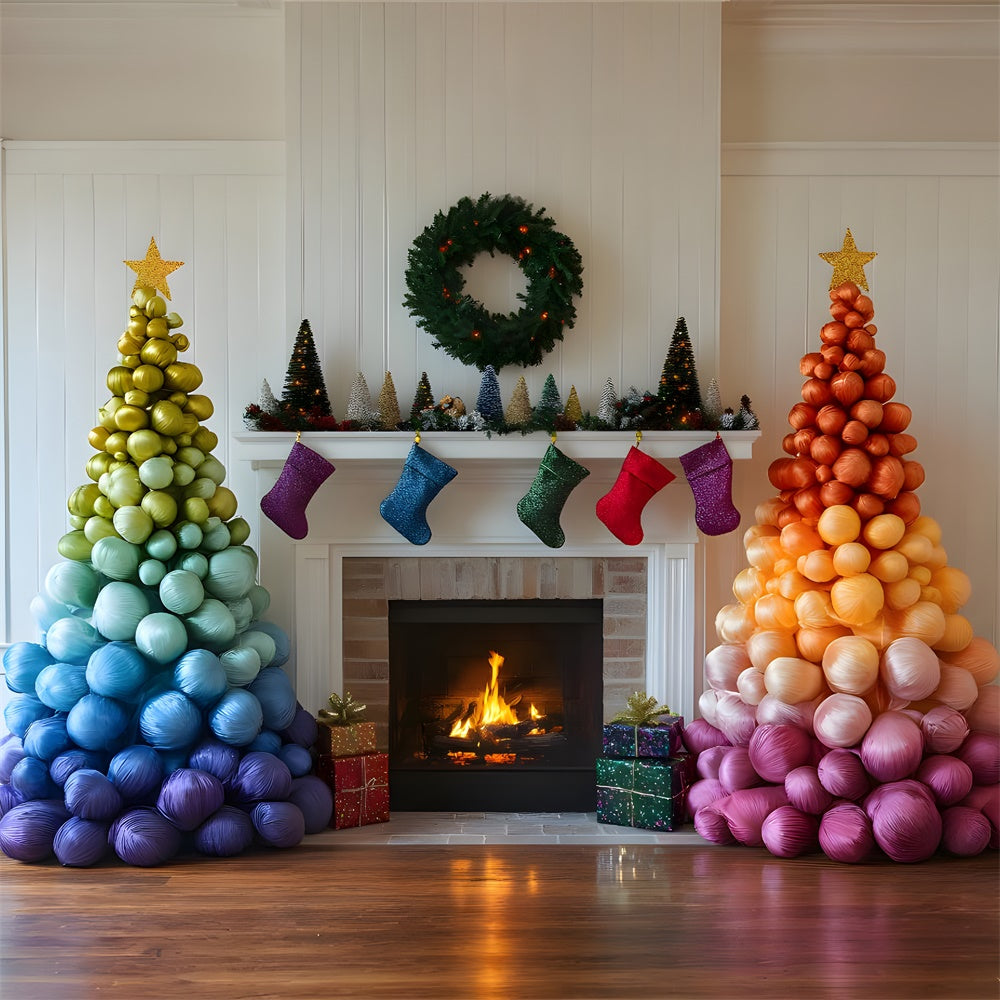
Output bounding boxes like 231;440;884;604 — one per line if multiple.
516;443;590;548
260;440;336;539
380;443;458;545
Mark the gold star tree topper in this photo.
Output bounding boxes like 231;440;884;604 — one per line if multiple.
124;237;184;300
819;229;877;292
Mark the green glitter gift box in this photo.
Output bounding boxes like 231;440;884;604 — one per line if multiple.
595;756;690;831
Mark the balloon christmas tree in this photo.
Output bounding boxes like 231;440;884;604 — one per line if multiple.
685;231;999;862
0;239;333;866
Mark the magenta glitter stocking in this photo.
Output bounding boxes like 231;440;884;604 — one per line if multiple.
679;437;740;536
260;440;336;539
596;446;676;545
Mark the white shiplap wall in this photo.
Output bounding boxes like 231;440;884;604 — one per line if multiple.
285;1;723;418
709;142;1000;647
2;141;285;644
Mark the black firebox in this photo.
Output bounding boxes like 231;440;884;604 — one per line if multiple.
388;599;604;811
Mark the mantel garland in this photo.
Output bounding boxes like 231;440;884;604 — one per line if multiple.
403;193;584;371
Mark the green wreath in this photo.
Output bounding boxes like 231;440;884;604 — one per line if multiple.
403;193;584;371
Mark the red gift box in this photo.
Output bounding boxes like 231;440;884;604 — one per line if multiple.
317;752;390;829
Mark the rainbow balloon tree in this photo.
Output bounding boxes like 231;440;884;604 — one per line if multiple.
685;232;999;862
0;240;332;866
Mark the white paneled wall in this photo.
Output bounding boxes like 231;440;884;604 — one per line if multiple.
709;143;1000;646
2;141;285;644
285;1;722;418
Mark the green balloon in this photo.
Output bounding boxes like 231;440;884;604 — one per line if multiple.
57;530;94;562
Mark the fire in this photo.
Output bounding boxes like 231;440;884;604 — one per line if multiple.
450;650;522;738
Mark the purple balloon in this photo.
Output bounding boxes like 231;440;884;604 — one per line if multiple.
54;816;111;867
251;800;305;848
108;745;164;803
157;768;225;832
187;739;241;785
281;705;319;748
230;751;293;804
109;807;183;867
193;805;255;857
288;776;333;834
64;769;124;822
50;748;108;788
0;799;70;862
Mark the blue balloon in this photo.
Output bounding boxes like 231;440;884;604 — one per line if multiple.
109;807;182;867
3;642;55;694
44;616;105;665
0;782;25;818
288;775;333;834
64;769;123;821
22;714;72;762
4;694;54;740
108;745;164;803
35;662;89;712
0;799;70;862
139;691;203;751
0;736;27;783
67;693;132;752
248;729;282;755
208;689;263;747
194;804;255;857
173;649;227;708
248;667;297;731
50;748;108;788
251;800;305;849
277;743;313;778
54;816;111;867
187;739;241;785
156;768;225;831
86;642;149;702
10;756;58;800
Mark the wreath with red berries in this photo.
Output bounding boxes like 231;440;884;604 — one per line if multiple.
403;193;584;371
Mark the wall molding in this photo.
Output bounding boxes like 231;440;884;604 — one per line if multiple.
722;141;1000;176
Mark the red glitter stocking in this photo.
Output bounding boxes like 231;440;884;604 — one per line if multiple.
679;437;740;536
596;446;675;545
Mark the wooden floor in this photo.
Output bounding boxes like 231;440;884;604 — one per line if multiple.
2;844;997;1000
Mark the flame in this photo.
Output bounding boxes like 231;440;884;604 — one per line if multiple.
449;650;521;737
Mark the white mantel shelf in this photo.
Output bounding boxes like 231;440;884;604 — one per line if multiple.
233;430;761;467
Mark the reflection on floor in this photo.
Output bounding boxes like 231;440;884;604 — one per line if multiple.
309;811;707;846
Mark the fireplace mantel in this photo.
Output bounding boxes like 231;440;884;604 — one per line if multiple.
235;429;760;727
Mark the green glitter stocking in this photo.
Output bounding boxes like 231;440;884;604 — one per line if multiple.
516;443;590;548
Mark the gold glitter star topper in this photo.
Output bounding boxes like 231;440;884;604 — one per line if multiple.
819;229;877;292
124;237;184;300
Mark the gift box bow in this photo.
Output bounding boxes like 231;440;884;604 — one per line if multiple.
608;692;675;749
318;691;367;726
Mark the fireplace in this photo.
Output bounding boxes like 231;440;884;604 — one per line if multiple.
388;599;604;811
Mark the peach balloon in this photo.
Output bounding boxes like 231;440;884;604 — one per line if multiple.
822;635;880;695
705;643;753;692
764;656;826;704
813;693;873;749
799;550;837;584
868;550;909;583
716;603;757;644
929;566;972;614
780;522;824;558
832;449;872;489
862;513;906;550
898;601;947;646
851;611;904;652
737;666;769;706
831;573;884;626
880;636;941;702
733;566;767;605
934;614;975;654
910;515;942;545
747;629;799;671
832;542;871;577
779;569;815;600
817;505;861;546
746;534;785;573
931;664;979;713
795;589;836;629
754;499;787;526
938;636;1000;686
897;532;934;565
754;594;799;633
884;577;923;611
924;544;948;571
796;625;852;663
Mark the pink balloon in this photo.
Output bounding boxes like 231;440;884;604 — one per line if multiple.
761;805;820;858
956;731;1000;785
748;723;812;783
818;802;875;863
705;644;751;692
698;688;720;728
755;693;822;730
959;785;999;849
817;748;870;801
965;684;1000;735
685;778;727;821
693;800;735;845
717;746;763;793
812;693;873;749
714;692;757;747
919;705;970;753
683;718;730;755
940;806;992;856
867;782;943;863
716;785;789;847
860;711;925;783
880;636;940;701
695;745;730;780
915;755;974;807
785;765;834;815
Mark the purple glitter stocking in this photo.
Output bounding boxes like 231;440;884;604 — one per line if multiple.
679;438;740;536
260;441;336;539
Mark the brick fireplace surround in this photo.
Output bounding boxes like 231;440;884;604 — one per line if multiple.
235;430;759;751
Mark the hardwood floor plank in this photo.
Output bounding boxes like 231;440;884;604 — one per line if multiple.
2;845;997;1000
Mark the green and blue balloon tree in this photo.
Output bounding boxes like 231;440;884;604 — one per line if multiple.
0;239;332;866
